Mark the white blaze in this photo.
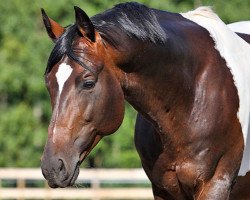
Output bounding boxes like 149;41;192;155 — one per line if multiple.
181;7;250;176
53;63;73;142
56;63;73;96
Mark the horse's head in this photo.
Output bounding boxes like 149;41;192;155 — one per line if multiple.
40;7;124;188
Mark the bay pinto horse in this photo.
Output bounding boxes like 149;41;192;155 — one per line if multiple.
40;2;250;199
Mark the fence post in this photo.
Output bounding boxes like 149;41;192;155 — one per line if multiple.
17;178;25;200
92;177;101;200
44;181;51;200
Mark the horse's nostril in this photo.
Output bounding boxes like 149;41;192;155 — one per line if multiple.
57;158;70;182
58;159;65;172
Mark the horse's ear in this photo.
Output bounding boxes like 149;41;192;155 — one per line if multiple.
74;6;95;42
41;8;65;42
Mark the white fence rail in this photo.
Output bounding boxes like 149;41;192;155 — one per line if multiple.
0;168;153;200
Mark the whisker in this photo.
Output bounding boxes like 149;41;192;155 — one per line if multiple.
73;182;86;188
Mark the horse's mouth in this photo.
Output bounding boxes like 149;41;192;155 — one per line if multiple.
46;135;102;188
79;134;102;163
45;162;80;188
66;136;101;187
80;150;88;162
69;163;80;186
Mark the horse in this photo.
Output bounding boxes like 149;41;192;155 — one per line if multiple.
40;2;250;199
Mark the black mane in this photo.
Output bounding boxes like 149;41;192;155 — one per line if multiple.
92;2;167;46
45;2;167;74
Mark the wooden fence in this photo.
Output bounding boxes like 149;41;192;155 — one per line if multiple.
0;168;153;200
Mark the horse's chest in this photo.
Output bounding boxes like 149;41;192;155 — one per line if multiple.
151;149;214;197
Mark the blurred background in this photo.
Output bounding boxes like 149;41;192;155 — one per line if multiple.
0;0;249;199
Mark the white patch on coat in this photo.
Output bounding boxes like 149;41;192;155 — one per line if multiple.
181;7;250;176
52;63;73;142
227;21;250;34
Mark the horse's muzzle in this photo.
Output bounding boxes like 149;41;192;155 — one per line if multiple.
41;150;80;188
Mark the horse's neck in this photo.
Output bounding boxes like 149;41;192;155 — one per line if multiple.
104;15;218;134
108;38;197;129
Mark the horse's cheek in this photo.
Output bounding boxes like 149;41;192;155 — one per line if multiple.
98;72;125;135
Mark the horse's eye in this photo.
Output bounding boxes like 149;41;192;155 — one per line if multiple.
82;80;95;89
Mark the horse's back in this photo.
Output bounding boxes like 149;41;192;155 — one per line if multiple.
228;21;250;34
236;32;250;44
227;21;250;43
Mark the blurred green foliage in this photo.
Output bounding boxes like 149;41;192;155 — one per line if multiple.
0;0;249;168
